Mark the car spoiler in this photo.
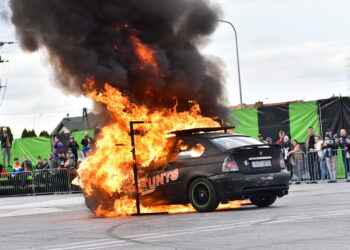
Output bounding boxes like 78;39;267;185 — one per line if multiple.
228;144;281;152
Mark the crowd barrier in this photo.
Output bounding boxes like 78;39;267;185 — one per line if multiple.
288;149;345;183
0;169;81;196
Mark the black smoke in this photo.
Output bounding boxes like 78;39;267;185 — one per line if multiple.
9;0;226;116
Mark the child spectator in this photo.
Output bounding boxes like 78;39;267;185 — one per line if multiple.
11;158;23;177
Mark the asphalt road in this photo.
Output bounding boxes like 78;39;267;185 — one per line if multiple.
1;182;350;250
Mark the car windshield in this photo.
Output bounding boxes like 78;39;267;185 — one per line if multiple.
211;136;263;151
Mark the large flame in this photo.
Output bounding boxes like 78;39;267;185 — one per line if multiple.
76;32;244;217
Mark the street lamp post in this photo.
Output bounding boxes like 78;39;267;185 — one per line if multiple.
218;20;243;109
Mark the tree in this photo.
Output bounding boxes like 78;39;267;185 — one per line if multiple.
21;128;29;138
39;130;50;137
21;129;37;138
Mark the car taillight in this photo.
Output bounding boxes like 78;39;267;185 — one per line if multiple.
222;156;239;172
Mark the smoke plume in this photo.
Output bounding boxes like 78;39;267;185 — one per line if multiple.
9;0;226;116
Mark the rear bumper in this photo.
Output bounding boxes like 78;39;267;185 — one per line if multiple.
208;171;290;202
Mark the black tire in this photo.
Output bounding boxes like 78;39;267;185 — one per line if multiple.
188;178;219;212
250;195;277;208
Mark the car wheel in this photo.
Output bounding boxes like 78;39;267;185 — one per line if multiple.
250;195;277;207
188;178;219;212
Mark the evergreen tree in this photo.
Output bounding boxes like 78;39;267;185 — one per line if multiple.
39;130;50;137
21;128;29;138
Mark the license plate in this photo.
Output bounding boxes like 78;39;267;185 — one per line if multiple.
251;160;272;168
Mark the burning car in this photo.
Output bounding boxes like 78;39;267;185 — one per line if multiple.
132;126;289;213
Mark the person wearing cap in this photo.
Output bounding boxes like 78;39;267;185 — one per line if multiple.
339;129;350;181
0;127;13;168
265;137;273;144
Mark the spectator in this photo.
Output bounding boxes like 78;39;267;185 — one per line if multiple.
323;135;338;183
346;136;350;182
81;132;94;148
67;148;76;160
276;131;285;145
57;153;67;168
282;136;292;174
68;135;79;162
315;136;329;182
47;153;59;175
83;143;91;157
64;153;76;170
339;129;350;181
288;139;303;183
305;126;318;182
0;127;13;168
77;152;85;166
21;155;32;172
53;136;64;158
11;157;23;177
258;134;265;143
9;157;23;187
42;158;49;170
265;137;273;144
35;156;45;170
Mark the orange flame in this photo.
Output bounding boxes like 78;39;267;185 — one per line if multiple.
77;81;245;217
130;35;160;74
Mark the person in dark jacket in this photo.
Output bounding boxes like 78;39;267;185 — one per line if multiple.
21;155;33;172
68;135;79;163
81;132;94;148
0;127;13;168
305;126;318;182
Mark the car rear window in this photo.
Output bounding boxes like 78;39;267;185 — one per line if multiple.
211;136;263;151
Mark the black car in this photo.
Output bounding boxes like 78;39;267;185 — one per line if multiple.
138;127;290;212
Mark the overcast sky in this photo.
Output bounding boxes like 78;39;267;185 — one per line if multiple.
0;0;350;138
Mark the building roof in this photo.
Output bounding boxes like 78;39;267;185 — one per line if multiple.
51;113;100;136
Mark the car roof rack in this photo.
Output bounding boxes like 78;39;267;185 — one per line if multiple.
169;126;235;136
